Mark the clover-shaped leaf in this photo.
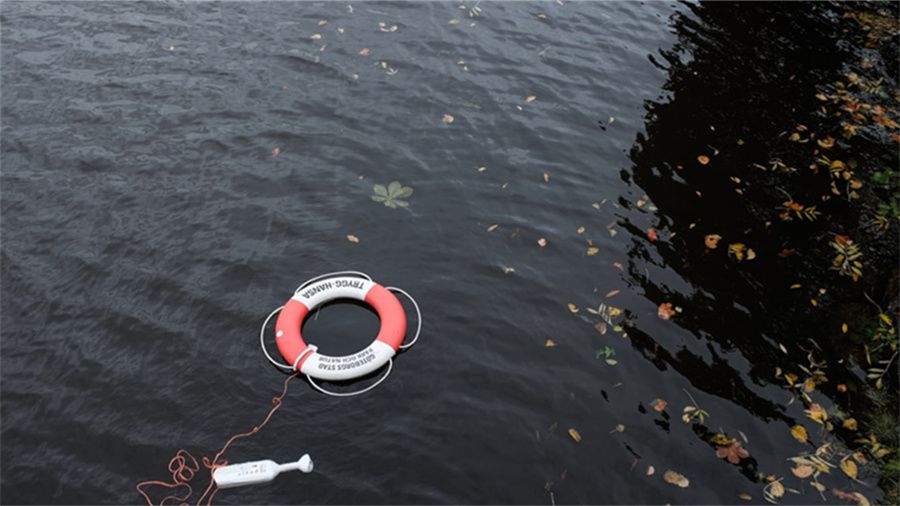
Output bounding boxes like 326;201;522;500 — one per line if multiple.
371;181;414;208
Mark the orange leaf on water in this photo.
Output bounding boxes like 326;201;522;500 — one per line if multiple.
704;234;722;249
697;155;710;165
359;48;370;55
658;303;676;320
647;228;658;241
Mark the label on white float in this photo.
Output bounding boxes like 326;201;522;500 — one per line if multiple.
292;277;375;310
300;340;395;381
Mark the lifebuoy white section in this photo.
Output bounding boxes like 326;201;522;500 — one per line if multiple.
292;277;375;310
299;340;395;381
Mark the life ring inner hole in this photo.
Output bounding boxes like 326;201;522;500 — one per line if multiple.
300;299;381;356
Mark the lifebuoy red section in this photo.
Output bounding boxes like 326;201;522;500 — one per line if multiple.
366;284;407;351
275;298;311;368
274;281;407;372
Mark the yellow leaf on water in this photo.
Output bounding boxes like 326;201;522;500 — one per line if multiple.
567;303;578;313
486;224;499;232
840;458;858;480
477;166;487;172
346;234;360;243
318;19;327;25
568;428;581;442
543;173;549;182
646;465;655;476
448;18;460;24
842;418;858;430
537;238;547;247
663;470;690;488
577;227;585;234
545;339;556;347
842;323;848;333
791;425;808;443
587;247;599;256
811;299;818;307
790;284;802;289
526;95;537;103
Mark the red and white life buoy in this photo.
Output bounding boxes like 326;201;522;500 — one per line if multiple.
273;275;409;382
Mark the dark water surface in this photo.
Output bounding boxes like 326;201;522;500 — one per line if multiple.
2;2;888;505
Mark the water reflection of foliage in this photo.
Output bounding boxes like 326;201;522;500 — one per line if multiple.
618;0;898;501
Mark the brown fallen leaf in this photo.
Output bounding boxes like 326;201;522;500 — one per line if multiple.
705;234;722;249
790;464;815;478
658;303;676;320
715;440;750;464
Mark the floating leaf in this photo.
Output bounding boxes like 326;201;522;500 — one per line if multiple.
545;339;556;347
715;440;750;464
649;398;667;412
594;322;607;334
769;480;785;499
501;266;515;274
663;470;690;488
442;114;455;124
791;464;815;478
791;425;808;443
568;428;581;442
605;290;620;298
840;458;858;479
739;493;753;501
705;234;722;249
567;303;578;313
697;155;710;165
658;303;676;320
486;224;498;232
647;465;655;476
842;418;858;430
526;95;537;103
359;48;370;55
586;246;599;256
577;226;585;234
537;238;547;247
805;403;827;424
647;228;658;241
371;181;414;208
346;234;360;243
271;147;281;157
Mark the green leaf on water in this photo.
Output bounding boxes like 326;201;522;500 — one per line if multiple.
372;181;414;208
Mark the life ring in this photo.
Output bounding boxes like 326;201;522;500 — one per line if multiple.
273;275;409;381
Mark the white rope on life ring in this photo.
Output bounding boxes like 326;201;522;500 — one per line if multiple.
259;271;420;396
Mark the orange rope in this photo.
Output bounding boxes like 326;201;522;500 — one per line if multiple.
136;372;300;506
